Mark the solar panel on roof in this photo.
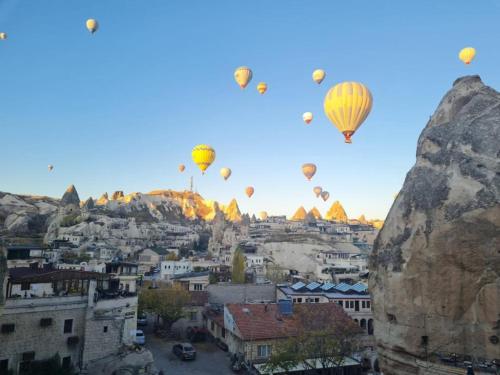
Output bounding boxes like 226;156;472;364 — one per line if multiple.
306;282;320;291
351;282;368;292
291;282;305;290
320;282;335;291
335;282;351;292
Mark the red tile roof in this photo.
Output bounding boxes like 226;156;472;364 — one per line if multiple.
226;302;352;341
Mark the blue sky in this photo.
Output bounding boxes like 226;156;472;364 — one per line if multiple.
1;0;499;219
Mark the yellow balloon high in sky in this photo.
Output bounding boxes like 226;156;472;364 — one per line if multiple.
302;163;317;181
234;66;253;89
86;19;99;34
257;82;268;95
192;144;216;174
0;33;7;40
324;81;373;144
459;47;476;65
178;164;186;173
220;167;232;181
312;69;326;84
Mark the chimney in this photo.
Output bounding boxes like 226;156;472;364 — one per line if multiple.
278;299;293;316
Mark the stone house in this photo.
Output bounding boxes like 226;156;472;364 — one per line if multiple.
170;271;209;291
171;291;208;338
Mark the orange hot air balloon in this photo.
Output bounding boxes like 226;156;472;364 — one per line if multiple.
245;186;254;198
313;186;322;197
257;82;267;95
178;164;186;173
321;191;330;202
302;163;317;181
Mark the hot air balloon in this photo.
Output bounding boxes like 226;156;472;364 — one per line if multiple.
312;69;326;84
86;19;99;34
459;47;476;65
0;33;7;40
324;81;373;144
259;211;268;221
321;191;330;202
313;186;322;198
303;112;313;125
48;164;54;172
234;66;253;89
220;167;232;181
178;164;186;173
192;144;216;174
245;186;254;198
257;82;267;95
302;163;317;181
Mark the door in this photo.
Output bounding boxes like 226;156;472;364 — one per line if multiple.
355;300;359;312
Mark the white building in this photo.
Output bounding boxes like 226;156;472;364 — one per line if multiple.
245;254;264;269
160;260;193;279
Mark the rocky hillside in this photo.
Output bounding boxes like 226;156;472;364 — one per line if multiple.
369;76;500;374
291;206;307;221
325;201;348;222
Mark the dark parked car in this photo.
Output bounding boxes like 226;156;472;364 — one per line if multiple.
137;314;147;326
172;343;196;360
215;338;228;351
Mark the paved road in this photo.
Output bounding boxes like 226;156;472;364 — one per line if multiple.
145;334;234;375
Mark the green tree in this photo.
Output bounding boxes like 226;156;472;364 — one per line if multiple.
231;248;246;284
139;284;190;332
265;263;288;283
165;252;179;261
264;304;361;374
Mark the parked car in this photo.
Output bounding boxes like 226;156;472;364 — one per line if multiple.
215;338;228;351
172;343;196;360
137;314;147;326
132;329;145;345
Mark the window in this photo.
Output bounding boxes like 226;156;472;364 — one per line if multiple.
193;283;203;291
40;318;52;327
367;301;371;309
62;356;71;369
362;301;366;308
189;311;197;322
338;301;343;307
64;319;73;334
1;324;14;334
297;298;302;303
257;344;271;358
221;328;226;338
21;281;30;291
350;301;354;309
0;359;8;373
22;352;35;361
314;298;319;303
103;326;108;333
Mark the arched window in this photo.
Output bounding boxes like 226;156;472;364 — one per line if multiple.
368;319;374;335
360;319;366;329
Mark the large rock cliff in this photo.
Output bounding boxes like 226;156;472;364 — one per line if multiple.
369;76;500;374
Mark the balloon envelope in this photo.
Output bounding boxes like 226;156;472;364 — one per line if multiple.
178;164;186;173
234;66;253;89
86;19;99;34
324;81;373;144
459;47;476;65
220;167;232;181
313;186;322;197
192;144;216;174
0;33;7;40
303;112;313;124
245;186;254;198
302;163;317;181
321;191;330;202
257;82;267;95
312;69;326;84
48;165;54;172
259;211;268;221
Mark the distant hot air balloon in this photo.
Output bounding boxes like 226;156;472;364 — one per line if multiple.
259;211;268;221
234;66;253;89
303;112;313;125
86;19;99;34
313;186;322;197
312;69;326;84
459;47;476;65
245;186;254;198
192;144;216;174
0;33;7;40
302;163;317;181
48;164;54;172
257;82;267;95
178;164;186;173
321;191;330;202
220;167;232;181
324;82;373;144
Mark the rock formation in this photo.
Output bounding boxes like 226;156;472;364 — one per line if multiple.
61;184;80;207
111;191;125;200
291;206;307;221
223;199;242;222
358;214;368;224
369;76;500;374
308;207;322;220
96;193;109;205
82;197;95;211
325;201;348;222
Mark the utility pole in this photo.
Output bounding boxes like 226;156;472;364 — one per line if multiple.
190;176;193;192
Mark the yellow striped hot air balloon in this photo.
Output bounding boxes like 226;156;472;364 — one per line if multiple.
459;47;476;65
324;81;373;144
220;167;232;181
257;82;267;95
86;19;99;34
178;164;186;173
312;69;326;84
303;112;313;125
245;186;254;198
0;33;7;40
192;144;216;174
234;66;253;89
302;163;317;181
313;186;322;197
